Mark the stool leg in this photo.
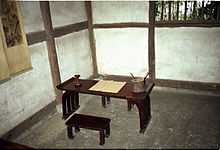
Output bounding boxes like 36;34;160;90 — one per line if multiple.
99;130;105;145
67;126;74;139
106;124;110;138
75;125;80;133
127;101;132;111
101;96;106;108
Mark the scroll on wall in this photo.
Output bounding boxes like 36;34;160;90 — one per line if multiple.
0;0;32;81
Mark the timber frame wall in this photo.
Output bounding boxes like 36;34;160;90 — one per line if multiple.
27;1;220;92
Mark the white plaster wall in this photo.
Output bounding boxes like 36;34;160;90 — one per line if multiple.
0;1;93;136
155;27;220;83
0;42;55;136
19;1;44;33
55;30;93;82
94;28;149;77
92;1;149;24
50;1;87;28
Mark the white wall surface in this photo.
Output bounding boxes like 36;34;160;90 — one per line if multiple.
19;1;44;33
0;1;93;136
155;27;220;83
92;1;149;24
0;42;55;136
94;28;149;77
55;30;93;81
50;1;87;28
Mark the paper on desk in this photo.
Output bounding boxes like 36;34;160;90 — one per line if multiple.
89;80;126;93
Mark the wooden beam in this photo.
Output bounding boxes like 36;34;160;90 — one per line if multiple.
53;21;88;38
148;1;156;81
85;1;98;77
26;30;46;45
26;21;88;45
39;1;62;102
93;22;149;28
155;79;220;92
155;21;220;27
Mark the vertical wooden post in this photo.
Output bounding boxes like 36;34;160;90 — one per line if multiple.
39;1;62;103
148;1;155;81
85;1;98;78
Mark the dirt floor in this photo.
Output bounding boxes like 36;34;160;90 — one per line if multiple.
6;87;220;149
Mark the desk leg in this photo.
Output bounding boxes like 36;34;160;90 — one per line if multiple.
74;92;80;108
102;96;111;108
62;92;80;120
133;96;151;134
62;92;68;119
127;102;134;111
101;96;106;108
106;96;111;104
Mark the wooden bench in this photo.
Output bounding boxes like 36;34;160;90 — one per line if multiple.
65;113;111;145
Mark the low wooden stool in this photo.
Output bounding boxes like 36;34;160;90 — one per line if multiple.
65;113;111;145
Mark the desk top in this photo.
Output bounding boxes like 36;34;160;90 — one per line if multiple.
57;77;155;100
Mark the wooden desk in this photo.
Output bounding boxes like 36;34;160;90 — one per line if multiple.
57;77;154;133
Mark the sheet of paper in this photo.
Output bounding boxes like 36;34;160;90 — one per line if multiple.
89;80;126;93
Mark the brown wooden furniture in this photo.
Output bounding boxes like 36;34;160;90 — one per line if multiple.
57;77;154;133
101;96;111;108
61;91;80;120
65;113;111;145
